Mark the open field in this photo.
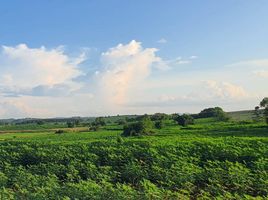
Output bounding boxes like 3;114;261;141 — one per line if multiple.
0;115;267;199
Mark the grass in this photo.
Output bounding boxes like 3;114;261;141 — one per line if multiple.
0;118;267;145
0;116;267;199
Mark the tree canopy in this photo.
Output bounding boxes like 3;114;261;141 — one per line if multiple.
260;97;268;124
197;107;230;121
174;114;194;127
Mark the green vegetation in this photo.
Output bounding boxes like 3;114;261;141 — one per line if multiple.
260;97;268;124
174;114;195;127
195;107;230;121
154;120;164;129
0;107;267;199
122;116;154;137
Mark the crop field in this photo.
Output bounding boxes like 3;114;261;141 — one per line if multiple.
0;114;267;200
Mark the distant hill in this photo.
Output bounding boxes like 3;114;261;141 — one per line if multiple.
227;109;263;121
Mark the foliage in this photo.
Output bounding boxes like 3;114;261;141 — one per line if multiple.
150;113;167;121
253;106;262;122
93;117;106;126
0;113;267;199
260;97;268;124
197;107;230;121
89;125;100;132
67;121;75;128
155;120;164;129
0;135;267;199
174;114;194;127
55;129;65;134
117;119;127;126
122;117;154;136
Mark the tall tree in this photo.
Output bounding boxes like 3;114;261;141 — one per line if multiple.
260;97;268;124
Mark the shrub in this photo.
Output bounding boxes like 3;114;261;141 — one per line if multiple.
155;120;164;129
122;117;154;136
175;114;194;127
55;130;65;134
93;117;106;126
67;121;75;128
260;97;268;124
198;107;230;121
150;113;167;121
89;125;100;132
117;119;127;126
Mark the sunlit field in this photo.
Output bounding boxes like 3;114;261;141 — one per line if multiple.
0;111;267;199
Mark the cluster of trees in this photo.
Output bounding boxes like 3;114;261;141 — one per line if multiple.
89;117;106;131
66;119;81;128
173;114;194;127
122;116;154;136
253;97;268;124
122;113;170;136
261;97;268;123
0;139;266;199
194;107;230;121
121;107;232;136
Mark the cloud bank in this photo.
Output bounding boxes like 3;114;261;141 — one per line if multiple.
0;44;84;97
0;41;267;118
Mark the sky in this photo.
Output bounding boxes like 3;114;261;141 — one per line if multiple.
0;0;268;118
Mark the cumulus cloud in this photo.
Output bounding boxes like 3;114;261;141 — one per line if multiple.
97;40;161;106
0;42;266;118
0;44;84;96
202;80;249;100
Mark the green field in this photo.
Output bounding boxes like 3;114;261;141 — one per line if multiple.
0;114;267;199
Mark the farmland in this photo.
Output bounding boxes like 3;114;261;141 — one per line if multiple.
0;111;267;199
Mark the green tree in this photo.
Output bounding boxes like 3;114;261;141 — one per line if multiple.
122;117;154;136
67;121;75;128
253;106;262;122
93;117;106;126
155;120;164;129
198;107;229;121
260;97;268;124
175;114;194;127
150;113;167;121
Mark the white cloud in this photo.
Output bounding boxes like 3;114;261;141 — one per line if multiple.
0;42;267;118
189;55;198;59
253;70;268;78
166;56;193;66
202;80;249;100
0;93;95;118
226;59;268;68
97;40;161;106
0;44;84;96
157;38;167;44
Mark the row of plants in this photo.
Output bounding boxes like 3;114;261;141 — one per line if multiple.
0;138;267;199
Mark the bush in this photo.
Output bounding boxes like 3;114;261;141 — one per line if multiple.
89;125;100;132
260;97;268;124
175;114;194;127
93;117;106;126
197;107;230;121
150;113;167;121
155;120;164;129
122;117;154;136
55;130;65;134
117;119;127;126
67;121;75;128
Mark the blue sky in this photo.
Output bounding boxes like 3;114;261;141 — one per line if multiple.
0;1;267;118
